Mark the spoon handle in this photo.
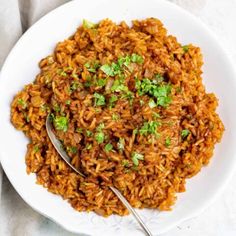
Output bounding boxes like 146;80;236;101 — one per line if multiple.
46;116;153;236
109;186;153;236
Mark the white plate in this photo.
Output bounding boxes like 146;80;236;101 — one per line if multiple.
1;0;236;235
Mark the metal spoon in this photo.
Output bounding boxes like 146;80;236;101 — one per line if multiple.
46;116;153;236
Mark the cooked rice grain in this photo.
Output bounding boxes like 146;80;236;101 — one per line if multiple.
11;18;224;216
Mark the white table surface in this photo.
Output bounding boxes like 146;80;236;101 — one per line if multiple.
1;0;236;235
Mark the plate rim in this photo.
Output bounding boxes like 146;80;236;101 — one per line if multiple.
1;0;236;235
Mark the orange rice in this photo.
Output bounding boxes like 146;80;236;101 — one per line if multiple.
10;18;224;216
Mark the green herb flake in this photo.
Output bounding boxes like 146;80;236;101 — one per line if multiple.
109;95;118;108
131;53;144;64
33;146;39;153
152;112;160;119
53;116;68;132
97;78;107;87
121;159;129;167
57;69;67;77
53;104;61;113
182;45;189;53
71;82;79;91
86;143;92;150
148;99;156;108
94;92;106;106
72;73;78;79
165;137;171;147
96;123;105;132
95;132;105;144
65;100;71;105
140;99;144;106
76;127;83;133
181;129;190;138
83;19;96;29
139;121;160;136
104;143;113;152
69;146;77;154
84;62;90;68
112;113;120;121
136;78;172;107
100;64;114;76
17;99;27;109
117;138;125;150
86;130;93;137
131;152;144;166
133;129;138;135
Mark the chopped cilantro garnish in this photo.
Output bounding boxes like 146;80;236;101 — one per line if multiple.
53;116;68;132
40;104;49;112
17;99;27;109
65;100;71;105
96;123;105;132
70;81;79;91
111;79;128;92
104;143;113;152
148;99;156;108
33;146;39;153
84;62;90;68
109;95;118;108
83;19;96;29
86;130;93;137
100;64;115;76
121;91;134;104
69;146;77;154
53;104;61;113
112;113;120;121
136;78;172;107
131;53;144;64
57;69;67;77
152;112;160;119
153;84;172;107
165;137;171;147
76;127;83;133
133;129;138;135
182;45;189;53
117;138;125;150
97;78;107;87
131;152;144;166
140;99;144;106
139;121;160;136
95;132;105;144
85;61;100;73
181;129;190;138
121;159;129;167
86;143;92;150
94;92;106;106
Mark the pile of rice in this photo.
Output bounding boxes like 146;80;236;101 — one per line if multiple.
11;18;224;216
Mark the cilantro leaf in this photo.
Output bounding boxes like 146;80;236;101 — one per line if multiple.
17;98;27;109
83;19;96;29
131;53;144;64
94;92;106;106
117;138;125;150
139;121;160;136
165;137;171;147
131;152;144;166
53;116;68;132
181;129;190;138
182;45;189;53
104;143;113;152
95;132;105;144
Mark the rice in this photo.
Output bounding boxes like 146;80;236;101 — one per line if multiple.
10;18;224;216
